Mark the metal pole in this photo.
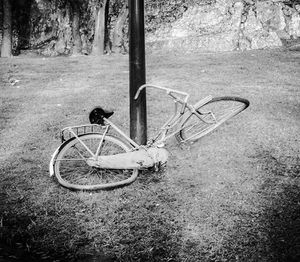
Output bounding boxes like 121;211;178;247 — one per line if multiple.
129;0;147;145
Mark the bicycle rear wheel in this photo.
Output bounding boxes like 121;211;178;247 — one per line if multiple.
178;96;249;142
52;133;138;190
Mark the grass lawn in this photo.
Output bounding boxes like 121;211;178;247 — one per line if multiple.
0;49;299;262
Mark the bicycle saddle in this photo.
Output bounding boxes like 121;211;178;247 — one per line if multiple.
89;107;114;125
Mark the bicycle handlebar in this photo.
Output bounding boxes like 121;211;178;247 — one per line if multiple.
134;84;189;103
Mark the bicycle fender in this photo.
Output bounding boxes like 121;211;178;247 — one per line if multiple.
193;95;213;109
49;145;62;177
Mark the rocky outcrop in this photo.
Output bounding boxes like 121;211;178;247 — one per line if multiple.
2;0;299;56
29;1;74;56
146;0;300;52
147;0;242;52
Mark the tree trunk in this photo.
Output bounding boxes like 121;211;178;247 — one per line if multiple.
104;0;111;54
92;0;108;56
112;3;128;53
71;2;82;55
1;0;12;57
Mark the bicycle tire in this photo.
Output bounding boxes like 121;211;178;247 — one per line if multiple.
52;133;138;190
178;96;249;142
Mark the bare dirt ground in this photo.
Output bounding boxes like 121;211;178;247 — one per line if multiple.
0;49;299;262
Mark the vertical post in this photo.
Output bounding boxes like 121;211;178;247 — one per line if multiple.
128;0;147;145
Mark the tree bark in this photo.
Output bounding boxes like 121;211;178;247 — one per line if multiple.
70;1;82;55
112;3;128;53
1;0;12;57
92;0;108;56
104;0;111;54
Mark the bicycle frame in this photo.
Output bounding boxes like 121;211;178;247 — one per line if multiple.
134;84;213;145
49;84;214;175
49;81;250;190
66;84;214;152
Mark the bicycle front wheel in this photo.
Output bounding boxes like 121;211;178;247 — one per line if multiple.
52;133;138;190
178;96;249;142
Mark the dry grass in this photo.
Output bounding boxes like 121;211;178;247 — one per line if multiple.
0;49;299;261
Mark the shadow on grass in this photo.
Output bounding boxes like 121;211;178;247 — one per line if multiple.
136;168;166;185
0;160;93;261
0;154;183;262
214;149;300;262
179;149;300;262
83;183;183;262
257;150;300;262
211;182;300;261
266;184;300;262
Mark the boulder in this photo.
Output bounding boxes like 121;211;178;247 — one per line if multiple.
251;31;282;49
147;0;243;52
239;6;283;50
146;0;300;53
256;1;286;32
288;10;300;38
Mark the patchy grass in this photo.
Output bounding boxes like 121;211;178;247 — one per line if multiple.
0;49;299;261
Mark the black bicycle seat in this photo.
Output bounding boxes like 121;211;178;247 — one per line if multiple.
89;107;114;125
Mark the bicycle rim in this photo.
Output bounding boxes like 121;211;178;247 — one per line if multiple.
179;96;249;142
53;133;138;190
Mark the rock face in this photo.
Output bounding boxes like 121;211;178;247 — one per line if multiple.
147;0;243;52
29;1;74;56
1;0;299;55
146;0;300;52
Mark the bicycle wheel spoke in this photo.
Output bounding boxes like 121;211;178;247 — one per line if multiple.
56;158;86;161
72;145;89;160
